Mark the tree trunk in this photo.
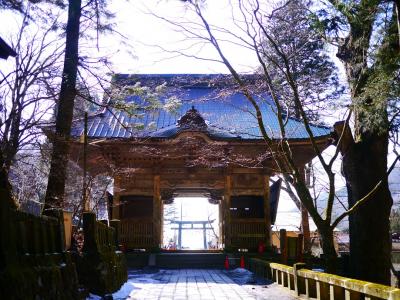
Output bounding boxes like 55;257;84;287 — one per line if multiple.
319;226;337;274
334;3;395;284
301;204;311;253
0;149;17;210
282;174;312;252
302;166;312;252
342;134;392;284
395;0;400;48
44;0;81;209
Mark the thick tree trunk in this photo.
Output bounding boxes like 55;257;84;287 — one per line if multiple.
334;3;396;284
44;0;81;209
342;134;392;284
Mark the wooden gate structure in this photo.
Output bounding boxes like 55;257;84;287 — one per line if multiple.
65;74;331;251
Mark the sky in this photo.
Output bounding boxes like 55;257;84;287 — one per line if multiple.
101;0;261;74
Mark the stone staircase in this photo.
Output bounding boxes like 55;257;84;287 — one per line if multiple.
125;251;236;269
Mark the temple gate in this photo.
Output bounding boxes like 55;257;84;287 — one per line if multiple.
66;74;330;252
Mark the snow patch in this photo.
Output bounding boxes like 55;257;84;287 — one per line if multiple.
228;267;257;285
87;269;162;300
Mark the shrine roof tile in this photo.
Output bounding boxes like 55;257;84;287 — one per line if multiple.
70;74;331;141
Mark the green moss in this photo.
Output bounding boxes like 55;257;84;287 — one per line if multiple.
1;208;80;299
363;283;396;298
0;261;79;300
75;248;127;296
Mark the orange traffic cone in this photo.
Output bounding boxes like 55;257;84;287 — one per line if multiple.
224;255;229;270
240;256;245;268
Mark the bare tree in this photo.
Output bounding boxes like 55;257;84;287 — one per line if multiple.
149;0;399;274
0;20;62;169
0;14;63;209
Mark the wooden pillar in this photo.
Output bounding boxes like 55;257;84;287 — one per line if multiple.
224;175;232;249
153;175;161;248
296;234;304;262
160;198;164;247
280;228;288;264
263;175;271;247
177;223;182;249
301;204;311;252
112;176;120;219
203;222;207;249
219;200;224;248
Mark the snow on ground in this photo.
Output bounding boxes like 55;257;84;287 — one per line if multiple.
227;267;258;285
87;269;161;300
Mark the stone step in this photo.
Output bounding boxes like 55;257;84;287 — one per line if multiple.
155;253;226;269
125;252;150;268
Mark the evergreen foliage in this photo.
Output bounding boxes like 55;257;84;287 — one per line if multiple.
262;0;342;121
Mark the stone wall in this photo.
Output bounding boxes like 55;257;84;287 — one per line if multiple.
0;206;80;299
75;213;127;296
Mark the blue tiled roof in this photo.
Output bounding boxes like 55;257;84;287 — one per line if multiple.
70;74;330;140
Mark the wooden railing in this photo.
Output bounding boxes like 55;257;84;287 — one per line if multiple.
248;258;400;300
119;218;154;249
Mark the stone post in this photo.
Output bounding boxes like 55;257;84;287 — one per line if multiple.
110;219;121;248
43;208;66;252
0;204;17;268
63;211;73;250
82;212;97;253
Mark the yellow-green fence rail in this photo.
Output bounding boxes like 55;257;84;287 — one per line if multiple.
248;258;400;300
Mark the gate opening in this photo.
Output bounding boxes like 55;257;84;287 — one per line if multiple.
162;197;220;250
